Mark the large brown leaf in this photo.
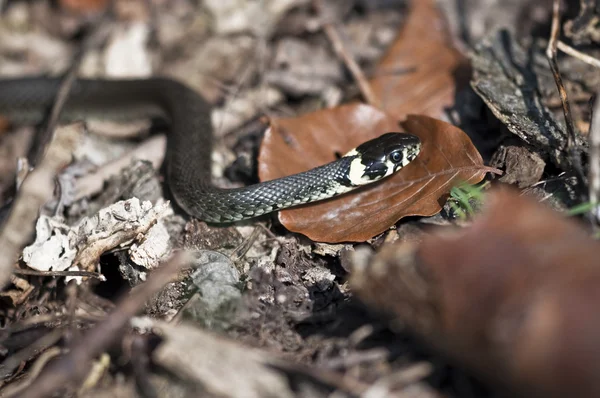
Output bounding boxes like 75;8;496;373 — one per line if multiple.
369;0;467;119
258;0;479;242
59;0;109;13
260;106;495;242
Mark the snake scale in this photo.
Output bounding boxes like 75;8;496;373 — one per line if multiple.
0;77;421;222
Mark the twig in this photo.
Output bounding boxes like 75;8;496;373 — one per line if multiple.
230;225;262;263
546;0;577;149
589;94;600;224
0;329;64;390
270;358;371;395
362;362;433;398
545;0;587;201
30;13;113;166
13;268;106;281
5;313;105;336
1;347;63;398
320;347;389;370
17;251;193;398
0;12;113;289
557;41;600;69
313;0;380;108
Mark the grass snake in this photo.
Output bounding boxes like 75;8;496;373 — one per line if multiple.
0;77;421;222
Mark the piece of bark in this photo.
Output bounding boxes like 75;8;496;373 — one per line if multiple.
470;30;587;170
23;198;172;273
151;320;295;398
490;144;546;188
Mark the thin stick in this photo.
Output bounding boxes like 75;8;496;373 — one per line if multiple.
0;329;64;394
546;0;577;149
545;0;587;201
557;41;600;69
589;94;600;224
1;347;63;398
230;226;259;262
13;268;106;281
313;0;380;108
17;252;193;398
30;13;113;166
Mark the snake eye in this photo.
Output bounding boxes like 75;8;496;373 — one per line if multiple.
389;149;404;164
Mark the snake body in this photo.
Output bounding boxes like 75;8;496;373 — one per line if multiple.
0;77;421;222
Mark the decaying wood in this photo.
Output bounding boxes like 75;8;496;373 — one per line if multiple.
351;189;600;398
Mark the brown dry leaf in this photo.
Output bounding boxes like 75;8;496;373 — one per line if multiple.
59;0;109;14
260;106;495;243
369;0;466;119
351;189;600;398
0;116;10;135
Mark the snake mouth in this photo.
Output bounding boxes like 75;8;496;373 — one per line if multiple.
362;162;389;181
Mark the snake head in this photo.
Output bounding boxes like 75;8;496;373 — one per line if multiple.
344;132;421;186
